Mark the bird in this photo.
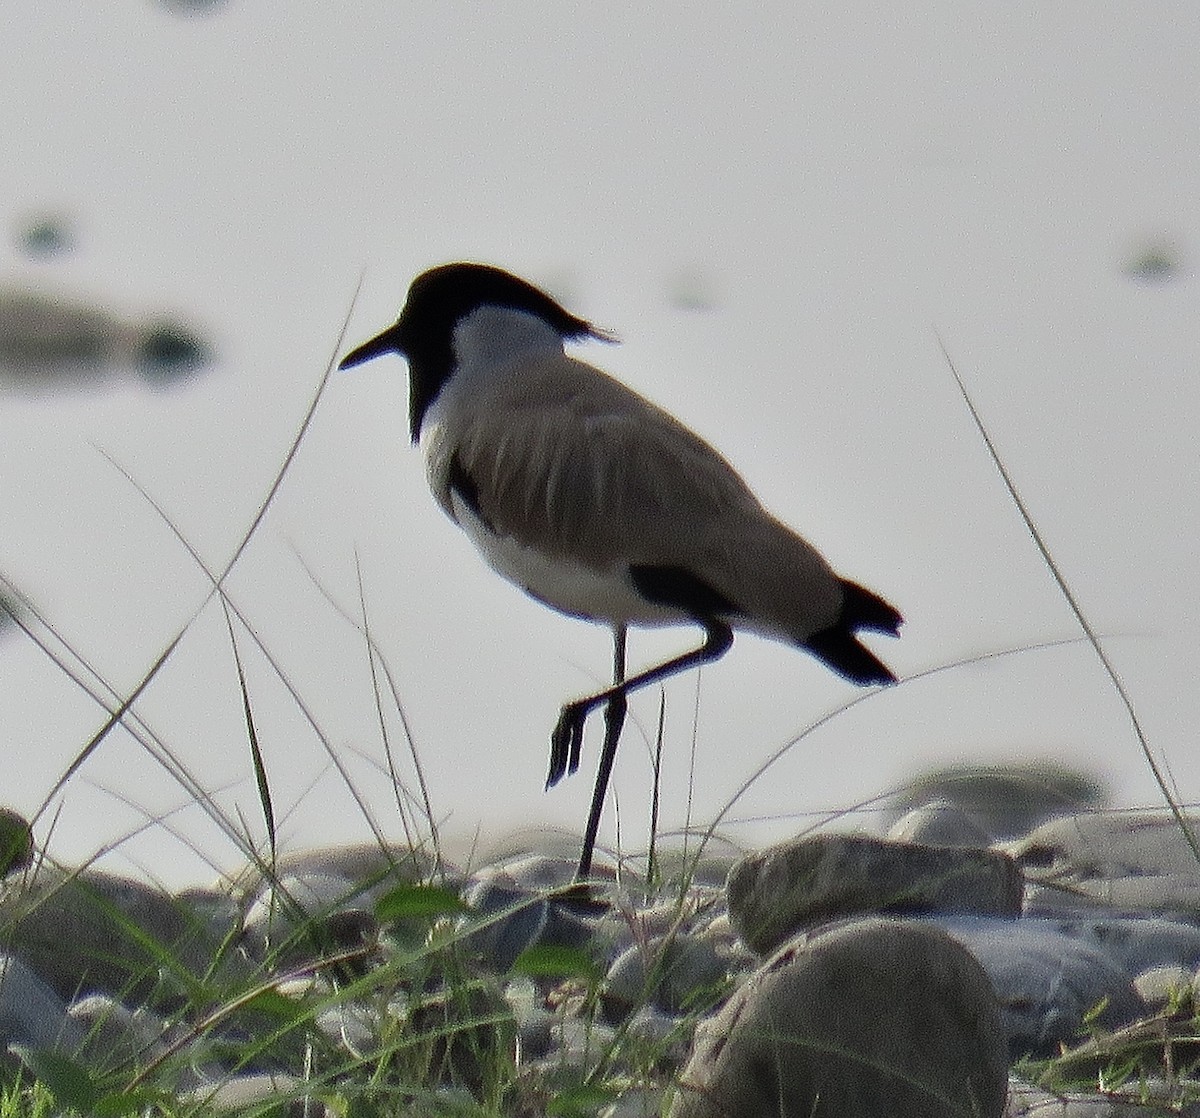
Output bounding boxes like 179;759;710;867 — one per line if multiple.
339;262;902;882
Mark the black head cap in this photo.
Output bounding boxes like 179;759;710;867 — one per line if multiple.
339;262;611;441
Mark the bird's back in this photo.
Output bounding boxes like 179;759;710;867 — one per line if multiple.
423;351;848;641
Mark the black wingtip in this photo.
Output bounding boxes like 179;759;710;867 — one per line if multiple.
804;629;898;686
802;579;902;685
840;579;903;636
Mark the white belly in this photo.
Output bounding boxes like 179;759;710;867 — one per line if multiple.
450;491;685;627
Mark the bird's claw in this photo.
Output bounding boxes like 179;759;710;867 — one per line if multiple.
546;701;588;789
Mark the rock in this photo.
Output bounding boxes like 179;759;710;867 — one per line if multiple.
444;827;587;872
1134;964;1194;1008
1039;915;1200;976
727;834;1023;955
1024;874;1200;916
68;994;172;1074
0;953;85;1055
887;763;1107;840
0;866;247;1004
1007;1075;1200;1115
1013;811;1200;882
180;1073;305;1115
604;933;729;1018
670;917;1008;1118
603;1085;669;1117
463;872;594;972
0;809;33;876
0;287;209;387
224;841;442;898
242;872;378;961
931;916;1146;1057
888;799;994;847
1014;812;1200;918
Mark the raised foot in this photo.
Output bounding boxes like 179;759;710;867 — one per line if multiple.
545;699;589;789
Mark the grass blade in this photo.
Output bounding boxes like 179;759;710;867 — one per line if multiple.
935;332;1198;861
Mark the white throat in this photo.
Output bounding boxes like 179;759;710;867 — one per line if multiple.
451;305;565;375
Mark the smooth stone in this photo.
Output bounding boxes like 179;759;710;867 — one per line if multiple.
495;853;579;891
1024;874;1200;918
604;933;729;1019
550;1014;619;1068
443;827;589;872
504;976;554;1059
1006;1076;1200;1115
0;809;33;876
242;872;379;959
888;763;1107;840
931;916;1146;1057
463;877;550;971
68;994;170;1073
639;834;747;890
463;873;594;972
1034;915;1200;976
224;841;442;897
314;999;376;1051
671;917;1007;1118
727;834;1023;955
1134;964;1194;1008
180;1073;304;1115
0;866;246;1004
602;1086;669;1118
0;953;85;1055
888;800;994;847
1013;811;1200;881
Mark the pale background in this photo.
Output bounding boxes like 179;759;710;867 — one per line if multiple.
1;2;1197;885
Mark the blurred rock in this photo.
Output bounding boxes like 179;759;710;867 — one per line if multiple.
887;762;1108;840
0;865;248;1004
1013;810;1200;918
14;213;74;258
157;0;230;14
132;321;209;384
931;915;1146;1058
888;799;994;847
0;810;34;877
1123;237;1184;282
224;839;442;898
605;932;729;1018
665;269;719;312
0;952;85;1055
0;286;210;390
242;871;378;962
68;993;172;1073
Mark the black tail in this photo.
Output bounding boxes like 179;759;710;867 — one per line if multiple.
803;579;902;685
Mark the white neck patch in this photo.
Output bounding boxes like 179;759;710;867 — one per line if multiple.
451;304;564;374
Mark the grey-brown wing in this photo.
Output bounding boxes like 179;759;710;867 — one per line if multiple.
444;359;763;570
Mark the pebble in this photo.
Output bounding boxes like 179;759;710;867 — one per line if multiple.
0;953;85;1055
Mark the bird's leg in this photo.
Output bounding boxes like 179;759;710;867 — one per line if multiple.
544;620;734;878
575;626;628;881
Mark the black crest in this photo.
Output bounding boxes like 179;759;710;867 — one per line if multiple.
339;263;606;441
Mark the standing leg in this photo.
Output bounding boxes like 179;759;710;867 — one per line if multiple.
576;625;628;881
